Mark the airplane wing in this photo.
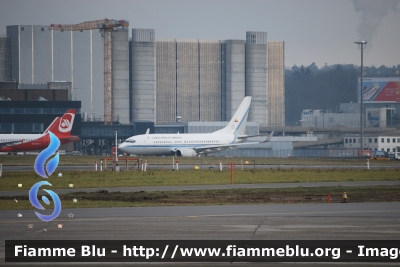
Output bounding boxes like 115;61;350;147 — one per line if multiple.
192;131;274;155
192;141;261;155
237;130;275;143
193;144;235;155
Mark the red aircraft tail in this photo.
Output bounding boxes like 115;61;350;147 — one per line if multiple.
44;109;76;137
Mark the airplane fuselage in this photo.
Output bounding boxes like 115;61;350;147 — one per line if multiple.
118;97;270;157
0;109;79;153
119;133;238;157
0;133;49;152
0;133;78;152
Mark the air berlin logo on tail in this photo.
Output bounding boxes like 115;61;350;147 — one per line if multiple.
58;113;74;133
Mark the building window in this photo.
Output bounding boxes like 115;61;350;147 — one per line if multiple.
33;123;43;132
375;138;378;143
0;123;12;132
353;138;356;143
14;123;27;132
14;108;23;114
21;27;24;31
387;138;390;143
0;108;12;114
387;148;390;152
349;139;352;143
393;148;396;152
393;138;396;143
345;138;348;144
381;138;384;143
369;138;372;143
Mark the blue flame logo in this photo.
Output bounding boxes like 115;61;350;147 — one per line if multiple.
29;132;62;222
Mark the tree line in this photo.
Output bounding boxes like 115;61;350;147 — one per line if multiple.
284;63;400;126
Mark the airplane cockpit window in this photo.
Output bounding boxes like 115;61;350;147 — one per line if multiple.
125;139;136;143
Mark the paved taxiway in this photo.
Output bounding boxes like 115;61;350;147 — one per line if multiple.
1;202;400;266
1;180;400;266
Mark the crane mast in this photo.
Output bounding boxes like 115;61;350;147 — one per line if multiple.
49;19;129;125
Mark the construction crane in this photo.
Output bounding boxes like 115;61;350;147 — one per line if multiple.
49;19;129;125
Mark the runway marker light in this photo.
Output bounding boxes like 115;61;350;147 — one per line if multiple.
342;192;348;203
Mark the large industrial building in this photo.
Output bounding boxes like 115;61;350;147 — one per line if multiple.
131;29;285;126
0;24;285;128
2;25;129;124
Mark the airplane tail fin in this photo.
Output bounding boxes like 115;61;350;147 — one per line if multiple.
43;117;60;134
214;97;251;136
44;109;76;137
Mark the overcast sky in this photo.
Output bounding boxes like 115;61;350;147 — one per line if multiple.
1;0;399;68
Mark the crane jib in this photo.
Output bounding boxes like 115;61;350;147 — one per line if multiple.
48;19;129;125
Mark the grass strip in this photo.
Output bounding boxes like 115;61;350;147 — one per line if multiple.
1;169;400;191
1;185;399;210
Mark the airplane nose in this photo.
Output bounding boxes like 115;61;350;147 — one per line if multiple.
118;142;129;151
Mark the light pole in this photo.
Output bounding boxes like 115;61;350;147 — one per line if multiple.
114;128;118;162
355;41;367;156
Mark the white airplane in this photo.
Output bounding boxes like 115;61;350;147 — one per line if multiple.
118;97;274;157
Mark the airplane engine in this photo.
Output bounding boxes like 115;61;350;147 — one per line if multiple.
176;148;197;157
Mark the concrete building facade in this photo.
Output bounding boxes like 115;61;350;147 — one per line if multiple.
141;31;284;126
153;38;222;123
199;40;221;122
5;25;129;123
245;31;268;123
223;40;246;120
343;135;400;153
156;39;176;123
0;34;7;82
267;41;285;127
112;28;130;124
130;29;156;122
3;25;284;126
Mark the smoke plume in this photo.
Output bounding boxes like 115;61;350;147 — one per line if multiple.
353;0;400;44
